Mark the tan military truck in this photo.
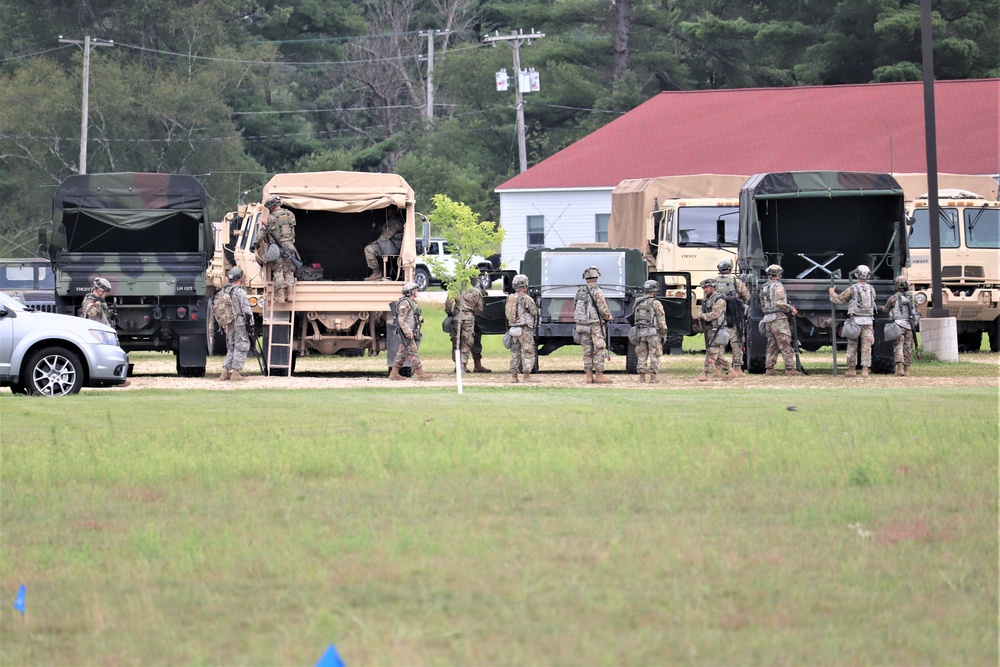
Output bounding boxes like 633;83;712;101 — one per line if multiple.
895;173;1000;352
207;171;418;374
608;174;747;348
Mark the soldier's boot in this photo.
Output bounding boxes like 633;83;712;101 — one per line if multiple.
414;366;433;381
903;364;910;376
585;370;593;384
860;367;870;378
648;373;659;383
785;369;802;376
230;370;246;382
364;267;383;281
510;373;520;384
729;366;745;378
845;368;857;377
459;362;469;374
522;372;536;382
698;371;709;382
593;371;613;384
712;367;724;381
639;373;646;383
723;370;736;382
764;368;776;376
285;286;295;303
219;368;230;381
895;362;905;376
472;359;492;373
389;367;405;381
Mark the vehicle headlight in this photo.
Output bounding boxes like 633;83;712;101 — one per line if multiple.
90;329;119;345
914;292;928;305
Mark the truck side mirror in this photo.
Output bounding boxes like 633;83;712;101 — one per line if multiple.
37;228;48;256
716;218;726;245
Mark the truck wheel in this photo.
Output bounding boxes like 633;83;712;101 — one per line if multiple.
871;356;895;375
957;330;983;352
626;341;638;374
989;319;999;353
662;333;684;354
24;346;83;396
477;273;492;291
414;267;431;291
747;356;766;374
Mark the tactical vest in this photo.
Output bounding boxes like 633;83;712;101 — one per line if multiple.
574;286;600;325
702;292;725;330
513;294;535;328
760;280;780;314
848;283;876;317
890;292;914;323
716;274;736;296
269;209;296;244
396;296;421;334
633;296;655;327
80;294;111;325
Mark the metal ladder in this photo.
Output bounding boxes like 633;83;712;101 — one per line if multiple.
263;283;294;375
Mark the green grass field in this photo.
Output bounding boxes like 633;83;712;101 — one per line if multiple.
2;379;997;665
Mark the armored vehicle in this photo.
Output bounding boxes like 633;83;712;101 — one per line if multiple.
209;171;418;375
45;173;213;376
738;171;909;373
478;246;693;373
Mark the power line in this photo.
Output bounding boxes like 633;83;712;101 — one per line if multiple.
0;44;75;63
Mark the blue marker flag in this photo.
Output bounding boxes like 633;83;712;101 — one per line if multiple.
315;644;345;667
13;585;26;615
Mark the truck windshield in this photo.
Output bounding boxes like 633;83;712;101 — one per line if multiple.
677;207;738;247
540;251;626;298
908;208;960;249
965;207;1000;249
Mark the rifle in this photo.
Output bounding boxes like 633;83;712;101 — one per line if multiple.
788;313;808;375
265;228;303;270
247;324;265;375
908;294;921;360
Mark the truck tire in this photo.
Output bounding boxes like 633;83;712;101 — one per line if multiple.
24;346;83;396
662;333;684;354
747;356;766;374
871;356;895;375
989;319;999;353
477;273;492;291
626;341;638;374
413;267;431;291
957;330;983;352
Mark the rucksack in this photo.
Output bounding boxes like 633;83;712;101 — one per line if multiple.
723;294;744;327
633;296;655;327
213;285;237;327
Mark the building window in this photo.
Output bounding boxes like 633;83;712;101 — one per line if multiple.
595;213;610;243
527;215;545;247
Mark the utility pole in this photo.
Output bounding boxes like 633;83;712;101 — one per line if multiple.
58;35;114;174
484;30;545;173
420;30;451;122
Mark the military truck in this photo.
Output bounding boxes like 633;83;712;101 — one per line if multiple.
608;174;746;349
44;173;213;377
208;171;418;375
477;246;693;373
894;174;1000;353
738;171;909;373
0;258;56;313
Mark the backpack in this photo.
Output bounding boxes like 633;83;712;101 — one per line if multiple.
633;296;655;327
213;285;237;327
723;294;744;327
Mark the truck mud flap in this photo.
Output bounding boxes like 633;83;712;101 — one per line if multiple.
177;334;207;376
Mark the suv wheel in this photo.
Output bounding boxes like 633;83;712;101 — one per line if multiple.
24;346;84;396
413;267;431;291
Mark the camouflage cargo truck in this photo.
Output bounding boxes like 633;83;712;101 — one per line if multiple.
477;246;693;373
45;173;213;376
211;171;418;375
738;171;909;374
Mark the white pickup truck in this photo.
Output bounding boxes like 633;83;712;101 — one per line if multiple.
414;237;497;291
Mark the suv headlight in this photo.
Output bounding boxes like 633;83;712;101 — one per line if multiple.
89;329;119;346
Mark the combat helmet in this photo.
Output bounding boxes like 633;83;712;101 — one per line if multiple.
700;278;717;290
766;264;784;277
228;267;244;281
263;194;282;208
854;264;871;280
894;275;910;291
582;266;601;280
642;279;657;293
512;274;529;290
93;277;112;292
401;282;419;296
717;259;734;274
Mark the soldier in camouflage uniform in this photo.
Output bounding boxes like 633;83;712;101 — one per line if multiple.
506;273;539;383
881;275;919;377
829;264;877;378
697;279;729;381
79;277;113;326
445;277;484;373
715;259;750;378
364;211;404;281
574;266;614;384
389;282;432;381
633;279;667;383
759;264;801;376
470;280;492;373
220;267;254;382
261;195;298;303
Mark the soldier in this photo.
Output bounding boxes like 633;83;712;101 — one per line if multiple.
364;211;404;281
759;264;801;376
260;194;298;303
220;267;254;382
389;282;432;381
505;273;539;383
469;277;492;373
881;275;920;377
445;277;484;373
574;266;614;384
829;264;877;377
633;279;668;383
697;278;729;381
715;259;750;378
79;277;113;326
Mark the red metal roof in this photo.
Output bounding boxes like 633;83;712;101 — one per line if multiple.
498;79;999;190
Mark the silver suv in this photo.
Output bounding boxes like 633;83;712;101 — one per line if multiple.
0;291;129;395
